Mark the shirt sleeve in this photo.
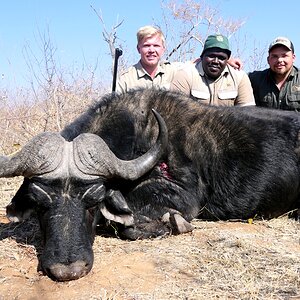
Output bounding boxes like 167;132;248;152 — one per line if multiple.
235;71;256;106
115;73;127;93
170;69;192;95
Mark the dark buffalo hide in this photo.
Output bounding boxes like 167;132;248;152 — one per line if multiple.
62;89;300;228
5;88;300;281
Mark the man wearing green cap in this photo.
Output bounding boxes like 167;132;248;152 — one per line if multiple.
170;34;255;106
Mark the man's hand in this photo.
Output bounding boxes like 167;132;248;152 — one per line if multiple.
228;57;243;70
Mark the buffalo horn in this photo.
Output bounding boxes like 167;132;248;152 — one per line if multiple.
73;109;168;180
0;132;65;177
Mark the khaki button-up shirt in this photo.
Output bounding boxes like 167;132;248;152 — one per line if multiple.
116;61;179;93
171;61;255;107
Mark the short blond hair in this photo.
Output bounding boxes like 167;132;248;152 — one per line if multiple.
137;25;166;48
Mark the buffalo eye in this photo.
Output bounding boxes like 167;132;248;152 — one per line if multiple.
82;183;106;209
28;181;53;209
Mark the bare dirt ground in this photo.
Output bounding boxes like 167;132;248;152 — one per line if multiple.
0;178;299;300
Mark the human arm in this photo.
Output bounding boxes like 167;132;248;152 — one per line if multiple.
170;68;193;95
228;57;243;70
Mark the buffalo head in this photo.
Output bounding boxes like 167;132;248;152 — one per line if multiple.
2;109;167;281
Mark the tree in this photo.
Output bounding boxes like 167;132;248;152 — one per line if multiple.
96;0;266;72
159;0;245;62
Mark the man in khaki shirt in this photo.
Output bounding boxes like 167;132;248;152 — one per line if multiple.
117;25;180;93
117;60;177;92
171;34;255;107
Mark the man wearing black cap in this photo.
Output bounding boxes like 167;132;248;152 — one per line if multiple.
249;36;300;110
170;34;255;106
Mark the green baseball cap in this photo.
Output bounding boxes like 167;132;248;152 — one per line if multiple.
201;34;231;56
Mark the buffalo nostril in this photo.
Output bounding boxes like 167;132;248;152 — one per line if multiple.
47;261;91;281
70;261;91;277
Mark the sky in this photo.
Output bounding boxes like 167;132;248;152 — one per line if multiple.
0;0;299;90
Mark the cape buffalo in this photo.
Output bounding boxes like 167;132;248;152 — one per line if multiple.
2;89;300;281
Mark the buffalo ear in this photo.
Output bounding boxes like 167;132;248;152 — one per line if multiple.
6;178;34;222
105;189;132;214
99;189;134;226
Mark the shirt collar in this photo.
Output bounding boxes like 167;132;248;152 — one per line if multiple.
135;60;166;78
289;65;298;78
269;65;298;81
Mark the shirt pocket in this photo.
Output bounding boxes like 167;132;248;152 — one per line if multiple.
217;90;238;100
191;90;210;101
159;83;170;90
285;86;300;108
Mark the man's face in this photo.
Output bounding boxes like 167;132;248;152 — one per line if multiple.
267;46;295;76
201;48;229;79
137;34;165;69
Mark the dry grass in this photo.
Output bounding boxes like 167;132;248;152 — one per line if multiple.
0;81;105;155
0;178;299;300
